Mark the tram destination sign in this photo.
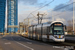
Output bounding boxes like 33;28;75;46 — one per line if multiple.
55;24;62;26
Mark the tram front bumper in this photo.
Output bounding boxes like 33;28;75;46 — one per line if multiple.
54;38;65;42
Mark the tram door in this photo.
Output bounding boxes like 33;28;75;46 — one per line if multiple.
47;27;50;40
35;26;37;40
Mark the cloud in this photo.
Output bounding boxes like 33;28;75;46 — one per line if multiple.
53;3;74;11
53;4;65;11
55;11;73;25
68;0;75;3
56;18;65;22
18;0;38;5
52;0;74;25
68;0;73;3
18;0;51;7
45;8;73;25
18;1;39;24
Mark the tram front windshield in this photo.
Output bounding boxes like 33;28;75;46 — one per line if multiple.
54;24;64;35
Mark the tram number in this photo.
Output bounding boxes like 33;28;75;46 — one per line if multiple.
59;35;61;38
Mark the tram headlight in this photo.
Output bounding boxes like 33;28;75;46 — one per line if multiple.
54;36;57;38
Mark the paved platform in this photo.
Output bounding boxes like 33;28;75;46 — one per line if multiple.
0;46;3;50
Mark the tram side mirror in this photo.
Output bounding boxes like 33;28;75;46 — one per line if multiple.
64;25;68;35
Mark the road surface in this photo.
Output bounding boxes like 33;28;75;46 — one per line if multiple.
0;35;64;50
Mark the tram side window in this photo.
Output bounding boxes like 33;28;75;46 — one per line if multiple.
30;27;32;34
28;27;31;35
37;28;39;34
28;28;30;33
32;27;34;34
30;28;31;34
33;27;35;35
47;27;50;34
38;27;41;35
50;26;52;34
43;26;47;35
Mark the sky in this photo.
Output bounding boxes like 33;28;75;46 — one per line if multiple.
5;0;74;28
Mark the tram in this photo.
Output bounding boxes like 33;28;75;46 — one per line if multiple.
28;21;66;42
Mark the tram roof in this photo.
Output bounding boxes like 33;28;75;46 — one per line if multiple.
51;21;63;24
29;21;63;27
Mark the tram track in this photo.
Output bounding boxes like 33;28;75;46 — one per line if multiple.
20;35;75;46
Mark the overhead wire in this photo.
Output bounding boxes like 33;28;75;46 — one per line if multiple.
30;0;54;13
26;0;54;19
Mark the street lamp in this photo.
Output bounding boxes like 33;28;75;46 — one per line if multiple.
73;1;75;35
